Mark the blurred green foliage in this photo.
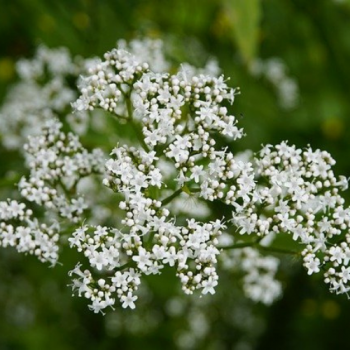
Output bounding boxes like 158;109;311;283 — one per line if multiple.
226;0;261;64
1;0;350;349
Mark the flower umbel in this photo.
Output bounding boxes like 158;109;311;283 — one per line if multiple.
1;38;350;313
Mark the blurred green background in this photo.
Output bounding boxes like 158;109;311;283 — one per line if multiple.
1;0;350;349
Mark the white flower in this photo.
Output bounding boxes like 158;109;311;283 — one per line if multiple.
202;277;218;295
304;255;321;275
121;292;138;309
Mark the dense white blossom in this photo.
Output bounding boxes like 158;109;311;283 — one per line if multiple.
19;119;105;223
0;45;89;150
1;38;350;314
0;200;59;264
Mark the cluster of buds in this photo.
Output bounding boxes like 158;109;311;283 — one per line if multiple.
19;119;105;222
231;142;350;295
68;143;225;312
0;200;59;264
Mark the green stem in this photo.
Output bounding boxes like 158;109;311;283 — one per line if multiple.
162;188;183;206
259;245;299;256
131;120;150;152
113;113;129;121
189;187;201;193
114;261;136;271
119;86;150;152
220;241;256;250
161;185;203;206
146;231;155;249
57;180;70;197
125;93;133;120
58;179;77;197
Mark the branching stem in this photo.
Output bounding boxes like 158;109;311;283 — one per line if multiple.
116;86;150;152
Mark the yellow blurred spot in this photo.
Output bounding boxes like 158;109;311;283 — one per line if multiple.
38;14;56;33
322;118;344;140
301;298;317;317
321;300;340;320
0;58;15;81
211;9;233;38
136;3;153;18
144;29;161;39
73;12;90;30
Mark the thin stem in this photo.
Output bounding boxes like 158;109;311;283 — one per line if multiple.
220;241;256;250
259;245;299;256
114;261;135;272
125;93;133;120
119;86;133;121
57;179;71;197
161;185;203;206
113;113;129;121
189;187;201;193
162;188;183;206
146;231;155;249
119;86;150;152
130;120;150;152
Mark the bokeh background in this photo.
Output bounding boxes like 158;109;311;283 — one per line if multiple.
1;0;350;349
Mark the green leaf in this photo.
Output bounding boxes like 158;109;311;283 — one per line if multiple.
226;0;262;65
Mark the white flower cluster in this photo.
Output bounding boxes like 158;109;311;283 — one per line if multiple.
70;45;253;310
0;45;89;150
117;37;170;73
73;48;149;114
117;37;220;78
133;69;241;146
0;200;59;265
1;39;350;314
17;45;76;80
70;44;350;310
68;234;141;313
131;55;252;213
232;142;350;294
221;247;282;305
67;142;225;312
18;119;105;222
250;57;299;110
0;39;218;151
